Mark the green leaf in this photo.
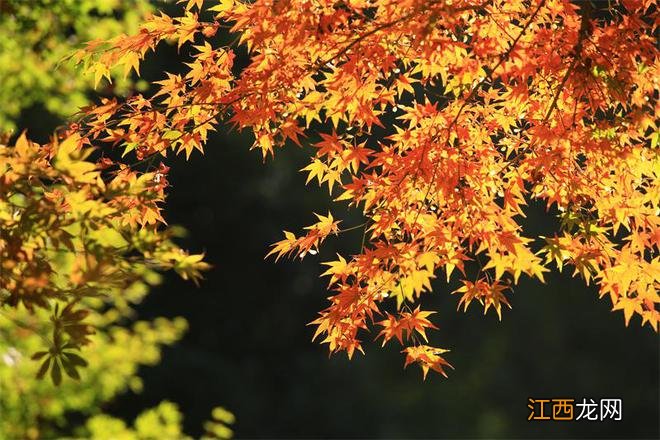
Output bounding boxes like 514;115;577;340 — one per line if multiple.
31;351;49;361
51;360;62;386
163;130;182;140
63;352;89;367
61;357;81;380
89;227;129;248
36;357;51;380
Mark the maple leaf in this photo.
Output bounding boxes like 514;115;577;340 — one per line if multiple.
402;308;439;343
266;231;298;262
307;212;340;237
321;254;350;285
453;279;512;321
378;307;439;346
301;159;326;186
175;12;199;49
180;0;204;11
403;345;453;380
377;314;405;346
612;296;644;327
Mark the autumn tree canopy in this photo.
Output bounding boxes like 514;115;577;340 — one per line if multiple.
2;0;658;379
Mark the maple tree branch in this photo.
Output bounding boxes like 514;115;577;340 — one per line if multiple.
351;0;551;303
82;0;494;180
407;0;548;225
499;2;595;179
337;222;368;234
543;2;593;122
320;0;492;69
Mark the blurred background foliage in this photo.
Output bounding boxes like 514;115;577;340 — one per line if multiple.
0;0;151;132
0;1;232;438
0;0;657;439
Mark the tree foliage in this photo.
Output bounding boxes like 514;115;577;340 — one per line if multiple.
2;0;658;381
0;130;228;435
0;0;157;132
0;131;209;376
0;2;233;438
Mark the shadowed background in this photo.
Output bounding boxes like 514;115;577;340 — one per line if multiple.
105;125;659;439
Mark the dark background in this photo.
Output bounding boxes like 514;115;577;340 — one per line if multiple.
20;3;659;437
114;127;659;439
